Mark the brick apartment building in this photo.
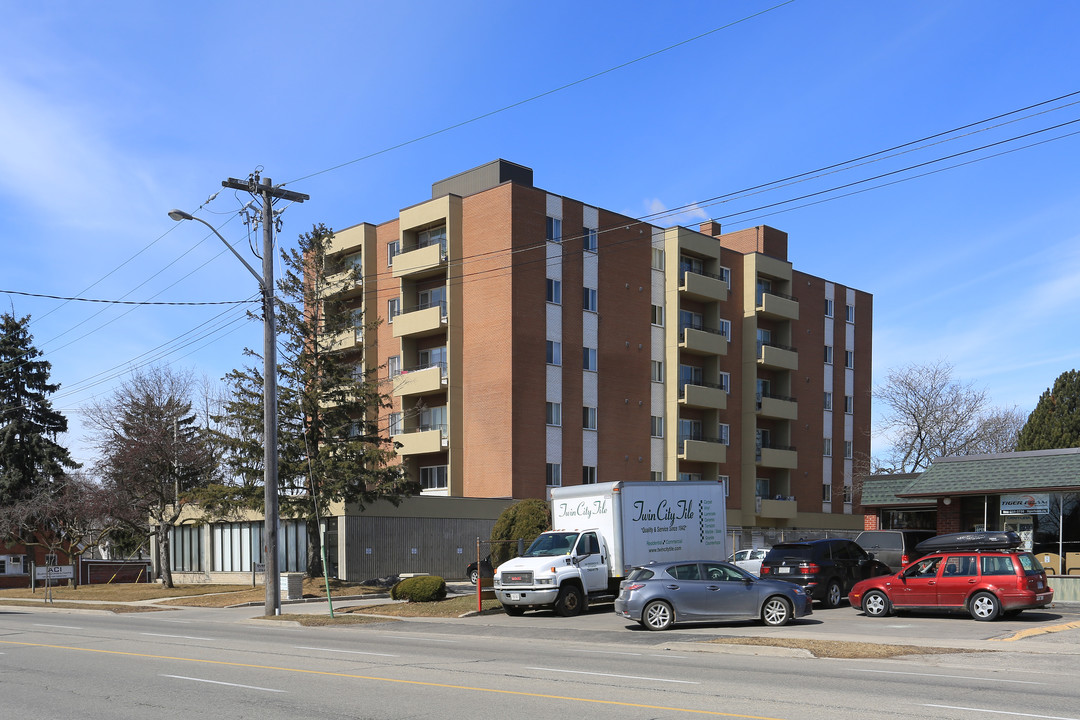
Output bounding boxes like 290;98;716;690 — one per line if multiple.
322;160;872;541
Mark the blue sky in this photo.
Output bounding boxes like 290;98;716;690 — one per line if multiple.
2;1;1078;467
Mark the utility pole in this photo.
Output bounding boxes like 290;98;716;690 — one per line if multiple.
221;173;309;617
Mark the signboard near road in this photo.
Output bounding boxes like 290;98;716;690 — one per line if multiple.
34;565;74;580
1001;493;1050;515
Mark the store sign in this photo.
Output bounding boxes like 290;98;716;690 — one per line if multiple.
34;565;74;580
1000;493;1050;515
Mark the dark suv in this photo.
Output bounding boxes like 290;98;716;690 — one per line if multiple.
759;538;891;608
855;530;935;572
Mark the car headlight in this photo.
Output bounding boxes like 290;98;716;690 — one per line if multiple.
535;577;555;585
792;586;805;594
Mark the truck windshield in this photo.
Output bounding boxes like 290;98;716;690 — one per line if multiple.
523;532;579;558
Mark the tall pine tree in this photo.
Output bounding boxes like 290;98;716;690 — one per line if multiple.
1017;370;1080;451
0;313;78;507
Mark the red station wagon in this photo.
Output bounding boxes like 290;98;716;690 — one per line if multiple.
848;531;1053;621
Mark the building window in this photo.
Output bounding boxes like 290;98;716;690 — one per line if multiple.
717;372;730;392
824;298;833;318
846;304;855;323
823;483;832;502
388;412;402;436
718;423;730;446
843;485;853;503
582;466;597;485
844;395;854;414
651;360;663;383
583;287;597;312
650;416;664;438
546;341;561;366
546;278;562;304
823;437;832;457
651;304;664;326
388;298;400;322
824;391;833;411
650;471;663;482
845;350;854;369
844;440;853;459
824;345;833;365
678;472;702;482
719;475;730;497
719;266;731;289
546;463;562;487
546;402;562;426
420;465;448;490
583;347;597;372
417;225;447;254
546;217;562;242
651;247;664;270
717;318;731;340
387;355;401;378
583;227;598;253
388;240;400;266
583;406;597;430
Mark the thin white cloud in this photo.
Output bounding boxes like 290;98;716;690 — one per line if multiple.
643;198;709;227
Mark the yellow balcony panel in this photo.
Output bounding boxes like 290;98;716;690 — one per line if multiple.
757;293;799;321
679;272;728;303
758;395;798;420
330;329;361;353
679;328;728;357
756;497;797;519
679;439;727;464
393;429;445;456
392;306;446;339
758;447;798;469
392;365;446;398
679;383;728;410
392;243;445;279
321;270;362;299
758;344;798;371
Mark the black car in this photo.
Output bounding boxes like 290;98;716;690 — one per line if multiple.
759;538;891;608
854;529;935;573
466;556;494;584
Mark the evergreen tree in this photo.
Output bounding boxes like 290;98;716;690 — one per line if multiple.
489;499;552;566
208;223;413;576
0;313;78;507
1016;370;1080;451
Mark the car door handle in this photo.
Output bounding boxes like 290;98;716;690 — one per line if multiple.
706;585;721;591
665;584;680;590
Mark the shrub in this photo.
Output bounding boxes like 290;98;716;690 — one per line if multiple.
390;576;447;602
490;498;551;566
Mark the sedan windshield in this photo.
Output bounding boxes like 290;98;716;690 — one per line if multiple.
523;532;579;557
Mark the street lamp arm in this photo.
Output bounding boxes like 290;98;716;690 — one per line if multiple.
168;210;265;288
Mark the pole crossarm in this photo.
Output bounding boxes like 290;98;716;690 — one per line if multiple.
222;177;310;204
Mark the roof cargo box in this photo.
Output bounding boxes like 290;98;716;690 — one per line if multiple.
915;531;1021;555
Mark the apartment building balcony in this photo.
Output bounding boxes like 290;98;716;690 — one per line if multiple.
757;392;798;420
391;363;447;398
756;444;798;469
757;341;798;371
391;242;446;280
755;496;798;519
322;269;362;299
678;381;728;410
330;328;362;353
678;269;728;303
756;290;799;321
393;425;448;456
677;434;728;464
678;324;728;357
392;302;447;339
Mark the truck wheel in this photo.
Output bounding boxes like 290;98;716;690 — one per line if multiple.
503;605;525;616
970;592;1000;621
862;590;891;617
642;600;673;630
554;585;584;617
761;596;792;626
824;579;843;608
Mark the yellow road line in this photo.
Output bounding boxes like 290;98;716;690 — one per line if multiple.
0;639;785;719
991;620;1080;642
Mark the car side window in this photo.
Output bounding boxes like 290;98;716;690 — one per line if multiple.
579;532;600;555
704;563;742;581
667;564;700;581
982;555;1015;576
904;557;941;578
942;555;978;577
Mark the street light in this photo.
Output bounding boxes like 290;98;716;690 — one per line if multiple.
168;208;281;616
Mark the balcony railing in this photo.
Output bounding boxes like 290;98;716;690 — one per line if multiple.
679;268;727;283
678;323;726;341
390;361;448;380
757;340;796;355
402;300;447;318
678;379;728;399
757;289;798;304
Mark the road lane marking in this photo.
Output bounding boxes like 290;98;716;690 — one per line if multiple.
527;666;699;684
162;675;285;693
380;635;457;643
571;649;643;656
853;669;1046;685
140;633;215;641
923;704;1079;719
295;646;398;657
0;639;777;718
33;624;82;630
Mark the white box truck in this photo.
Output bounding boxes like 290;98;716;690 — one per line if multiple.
492;480;727;617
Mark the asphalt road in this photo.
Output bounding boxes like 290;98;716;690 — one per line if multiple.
2;598;1079;720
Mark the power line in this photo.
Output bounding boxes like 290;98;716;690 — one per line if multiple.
0;289;255;306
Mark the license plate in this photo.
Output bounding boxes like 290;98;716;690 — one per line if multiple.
778;566;791;574
510;593;521;600
1037;593;1049;602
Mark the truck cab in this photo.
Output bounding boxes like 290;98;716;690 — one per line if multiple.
493;529;612;617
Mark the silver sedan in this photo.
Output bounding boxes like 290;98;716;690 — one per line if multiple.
614;560;813;630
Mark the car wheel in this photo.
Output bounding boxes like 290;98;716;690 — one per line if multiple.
862;590;891;617
554;585;584;617
502;605;525;616
761;596;792;627
642;600;674;630
468;569;479;585
970;592;1001;621
824;579;843;608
